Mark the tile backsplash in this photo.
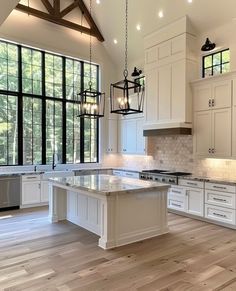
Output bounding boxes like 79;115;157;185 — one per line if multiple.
103;136;236;180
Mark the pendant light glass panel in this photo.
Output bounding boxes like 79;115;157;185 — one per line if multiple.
110;78;144;115
78;85;105;118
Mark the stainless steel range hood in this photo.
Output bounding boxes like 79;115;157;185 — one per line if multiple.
143;122;192;136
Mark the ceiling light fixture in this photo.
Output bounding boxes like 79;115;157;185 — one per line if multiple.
110;0;144;116
158;10;164;18
77;0;105;119
187;0;193;3
201;38;216;52
96;0;100;4
113;39;118;44
136;24;141;31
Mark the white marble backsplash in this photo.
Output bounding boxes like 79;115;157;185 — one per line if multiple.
103;136;236;180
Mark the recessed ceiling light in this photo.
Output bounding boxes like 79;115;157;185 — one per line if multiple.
136;24;141;31
96;0;100;4
158;10;164;18
113;39;118;44
187;0;193;3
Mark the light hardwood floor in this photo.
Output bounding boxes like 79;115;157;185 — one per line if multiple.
1;208;236;290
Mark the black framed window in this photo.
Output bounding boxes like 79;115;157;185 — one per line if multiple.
203;49;230;78
0;39;99;166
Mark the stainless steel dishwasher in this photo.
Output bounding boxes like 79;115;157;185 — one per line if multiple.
0;175;20;211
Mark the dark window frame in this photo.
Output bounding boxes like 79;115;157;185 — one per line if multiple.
202;48;230;78
0;39;99;166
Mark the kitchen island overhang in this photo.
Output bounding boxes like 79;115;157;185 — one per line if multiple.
48;175;170;250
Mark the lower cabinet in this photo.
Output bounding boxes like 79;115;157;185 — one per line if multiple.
113;170;139;179
168;181;204;217
21;175;49;207
22;180;41;205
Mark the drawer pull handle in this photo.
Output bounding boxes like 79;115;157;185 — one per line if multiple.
187;182;197;186
213;212;227;218
172;190;181;194
125;173;133;176
213;197;227;202
172;203;181;208
213;186;227;190
26;176;38;179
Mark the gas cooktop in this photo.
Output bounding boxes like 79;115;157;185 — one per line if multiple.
140;170;191;184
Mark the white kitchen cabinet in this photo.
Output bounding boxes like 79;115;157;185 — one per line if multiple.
118;118;146;155
194;111;211;156
21;179;41;206
185;187;204;217
231;78;236;158
193;79;232;112
194;108;231;158
168;180;204;217
107;119;118;153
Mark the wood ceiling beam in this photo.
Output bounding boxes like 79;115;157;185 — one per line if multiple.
15;4;97;38
53;0;60;16
76;0;104;42
60;1;80;18
41;0;54;15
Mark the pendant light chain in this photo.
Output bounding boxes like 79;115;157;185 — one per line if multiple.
124;0;128;78
89;0;92;87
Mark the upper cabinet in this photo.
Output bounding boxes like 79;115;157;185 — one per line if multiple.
192;74;233;158
144;17;198;130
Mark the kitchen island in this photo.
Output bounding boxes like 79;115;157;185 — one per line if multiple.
49;175;170;249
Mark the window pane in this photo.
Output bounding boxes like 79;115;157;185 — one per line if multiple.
213;66;221;76
213;53;221;66
23;96;42;164
65;59;81;100
22;47;42;95
0;94;18;165
222;63;230;74
66;103;80;163
204;55;212;68
46;100;63;164
222;50;230;63
0;42;18;92
84;118;97;163
45;53;63;98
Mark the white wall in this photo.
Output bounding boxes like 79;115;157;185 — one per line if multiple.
0;9;117;164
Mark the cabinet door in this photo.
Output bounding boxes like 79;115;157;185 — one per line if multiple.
193;84;211;112
193;111;211;156
118;119;126;153
186;188;204;217
136;118;146;154
126;119;137;153
211;108;232;157
41;181;49;203
158;65;171;121
22;181;41;205
232;106;236;157
145;68;158;123
107;119;118;153
212;80;232;109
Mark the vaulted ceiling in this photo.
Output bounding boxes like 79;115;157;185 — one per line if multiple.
83;0;236;68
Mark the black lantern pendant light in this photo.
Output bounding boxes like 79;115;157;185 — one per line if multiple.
77;0;105;118
201;38;216;52
110;0;144;115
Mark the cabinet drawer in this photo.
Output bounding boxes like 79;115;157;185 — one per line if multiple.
178;179;204;189
205;182;236;193
123;171;139;179
168;198;185;211
205;190;235;209
168;186;185;197
21;175;40;182
113;170;124;177
205;204;236;225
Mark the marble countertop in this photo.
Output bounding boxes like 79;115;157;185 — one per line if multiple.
49;174;170;195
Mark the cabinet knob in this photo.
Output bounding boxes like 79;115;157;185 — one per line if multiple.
212;148;215;154
208;99;212;107
212;99;215;107
208;148;211;154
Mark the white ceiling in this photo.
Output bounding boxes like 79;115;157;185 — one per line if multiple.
84;0;236;68
0;0;19;26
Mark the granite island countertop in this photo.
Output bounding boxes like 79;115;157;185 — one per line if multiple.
49;174;170;196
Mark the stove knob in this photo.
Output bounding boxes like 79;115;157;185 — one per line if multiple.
150;177;153;180
162;178;165;182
